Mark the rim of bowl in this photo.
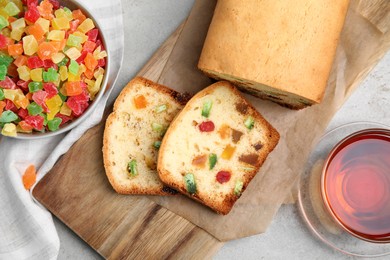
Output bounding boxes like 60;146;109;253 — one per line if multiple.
320;128;390;243
4;0;110;140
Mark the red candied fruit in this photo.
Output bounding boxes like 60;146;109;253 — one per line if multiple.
76;51;87;64
18;108;29;119
97;58;105;67
43;83;58;98
67;91;90;116
0;77;17;89
27;56;44;69
5;100;17;112
216;171;231;184
199;121;215;132
25;115;44;130
32;90;49;112
43;60;58;70
26;0;38;6
56;113;71;125
48;0;60;9
87;29;98;42
25;4;40;23
17;80;30;91
0;34;7;49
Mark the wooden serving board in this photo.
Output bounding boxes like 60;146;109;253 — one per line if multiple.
32;19;223;260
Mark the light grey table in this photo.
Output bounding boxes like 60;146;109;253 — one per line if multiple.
57;1;390;259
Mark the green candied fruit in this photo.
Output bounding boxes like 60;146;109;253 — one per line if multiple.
0;88;4;101
201;100;213;118
154;104;167;113
0;65;7;81
0;52;14;67
0;16;9;30
39;113;48;126
43;68;59;82
234;180;244;196
244;116;254;130
68;60;79;75
127;159;138;177
57;57;69;67
209;153;217;170
28;82;43;93
63;7;72;15
184;173;196;194
58;91;67;102
27;102;43;116
66;34;83;48
153;141;161;149
4;2;20;16
0;110;18;123
48;117;62;131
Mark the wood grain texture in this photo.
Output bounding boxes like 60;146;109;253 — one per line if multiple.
33;19;223;260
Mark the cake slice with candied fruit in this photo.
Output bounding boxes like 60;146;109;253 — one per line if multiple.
103;77;189;195
158;81;279;214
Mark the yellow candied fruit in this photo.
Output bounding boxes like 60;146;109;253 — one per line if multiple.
88;74;102;100
22;35;38;56
77;18;94;33
51;52;65;64
35;18;50;33
51;17;70;30
221;144;236;160
10;28;24;41
93;67;104;79
92;46;107;60
67;71;80;82
0;8;9;19
72;31;87;44
2;123;17;137
54;8;72;20
60;103;72;116
2;27;10;37
47;30;65;41
59;65;68;81
79;64;86;75
4;89;25;108
11;17;25;30
15;96;29;109
85;78;95;88
17;65;30;81
64;47;81;60
45;94;63;120
30;68;43;82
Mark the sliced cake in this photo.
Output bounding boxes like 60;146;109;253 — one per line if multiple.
103;77;189;195
158;81;280;214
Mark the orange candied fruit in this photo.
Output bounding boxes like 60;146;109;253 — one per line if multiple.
7;43;24;56
19;121;34;132
72;9;86;23
37;41;58;60
221;144;236;160
13;55;28;67
27;24;46;41
15;97;30;109
23;165;37;190
84;52;97;71
134;95;147;109
65;81;83;96
0;101;6;114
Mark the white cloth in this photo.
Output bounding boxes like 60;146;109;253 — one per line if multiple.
0;1;124;259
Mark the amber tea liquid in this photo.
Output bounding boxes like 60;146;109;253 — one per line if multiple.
322;129;390;242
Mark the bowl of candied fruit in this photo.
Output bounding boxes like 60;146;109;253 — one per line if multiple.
0;0;109;138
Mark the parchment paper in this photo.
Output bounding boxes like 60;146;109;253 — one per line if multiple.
151;0;390;241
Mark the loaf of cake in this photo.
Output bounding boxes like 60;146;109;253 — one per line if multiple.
198;0;350;109
157;81;280;214
103;77;189;195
